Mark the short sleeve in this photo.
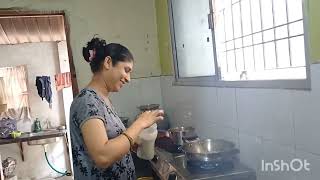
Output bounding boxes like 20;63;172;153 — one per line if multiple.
70;92;106;129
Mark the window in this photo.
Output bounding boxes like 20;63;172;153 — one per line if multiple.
168;0;310;89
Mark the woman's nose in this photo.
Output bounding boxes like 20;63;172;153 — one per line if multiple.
124;74;131;83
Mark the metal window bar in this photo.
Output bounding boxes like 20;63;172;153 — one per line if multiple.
209;0;220;79
257;65;305;71
239;1;246;70
285;0;293;66
222;19;302;43
230;3;238;71
216;0;305;74
230;2;238;72
271;0;279;68
224;34;303;52
222;9;229;72
258;0;266;69
248;0;256;70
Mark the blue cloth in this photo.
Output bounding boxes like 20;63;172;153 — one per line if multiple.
69;88;136;180
35;76;52;107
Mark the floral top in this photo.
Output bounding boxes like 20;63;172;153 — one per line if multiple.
70;88;136;180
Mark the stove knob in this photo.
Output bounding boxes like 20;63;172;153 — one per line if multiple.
152;155;159;163
168;172;177;180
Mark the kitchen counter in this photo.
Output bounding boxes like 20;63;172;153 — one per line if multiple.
0;129;66;145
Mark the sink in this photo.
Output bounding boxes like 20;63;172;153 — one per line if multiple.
27;137;59;145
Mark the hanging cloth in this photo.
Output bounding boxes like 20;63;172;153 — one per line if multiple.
35;76;52;108
55;72;72;91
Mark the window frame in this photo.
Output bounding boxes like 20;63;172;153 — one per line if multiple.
167;0;311;90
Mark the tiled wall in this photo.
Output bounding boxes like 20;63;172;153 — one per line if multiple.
110;76;163;125
160;64;320;180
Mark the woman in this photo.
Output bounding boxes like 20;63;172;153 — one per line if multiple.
70;37;164;180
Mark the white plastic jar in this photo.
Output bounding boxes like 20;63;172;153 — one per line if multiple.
137;123;158;160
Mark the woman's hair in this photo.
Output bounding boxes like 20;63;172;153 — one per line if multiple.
82;37;134;73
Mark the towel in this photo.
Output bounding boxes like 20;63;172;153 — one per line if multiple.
55;72;72;91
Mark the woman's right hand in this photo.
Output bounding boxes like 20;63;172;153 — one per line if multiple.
134;110;164;129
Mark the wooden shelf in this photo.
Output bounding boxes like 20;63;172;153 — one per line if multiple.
0;130;66;145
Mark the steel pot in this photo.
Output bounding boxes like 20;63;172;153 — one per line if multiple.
180;139;239;162
167;126;198;146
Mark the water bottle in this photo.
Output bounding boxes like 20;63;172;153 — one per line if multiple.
137;123;157;160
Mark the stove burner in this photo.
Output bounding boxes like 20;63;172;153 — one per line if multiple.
152;148;257;180
187;160;234;173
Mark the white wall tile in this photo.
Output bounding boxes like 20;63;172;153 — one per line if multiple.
111;77;163;124
259;140;296;180
160;76;218;127
197;123;239;147
159;64;320;180
239;133;263;171
295;150;320;180
190;86;218;125
292;64;320;154
216;88;238;128
236;88;294;147
292;90;320;154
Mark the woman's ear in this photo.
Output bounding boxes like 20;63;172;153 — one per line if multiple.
103;56;113;70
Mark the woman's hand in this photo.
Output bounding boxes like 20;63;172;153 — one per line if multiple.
134;110;164;129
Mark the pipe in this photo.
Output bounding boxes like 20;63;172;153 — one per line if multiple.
42;145;71;176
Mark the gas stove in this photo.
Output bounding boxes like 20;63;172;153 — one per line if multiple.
150;148;256;180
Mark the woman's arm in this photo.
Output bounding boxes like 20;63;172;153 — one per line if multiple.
81;110;163;168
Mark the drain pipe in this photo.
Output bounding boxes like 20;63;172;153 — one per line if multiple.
42;144;71;176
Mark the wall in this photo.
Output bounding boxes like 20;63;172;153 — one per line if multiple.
308;0;320;62
110;76;163;125
155;0;173;75
0;42;70;179
0;0;161;89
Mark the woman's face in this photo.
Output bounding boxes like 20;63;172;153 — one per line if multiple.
103;58;133;92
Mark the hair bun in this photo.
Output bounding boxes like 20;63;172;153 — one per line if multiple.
82;37;107;63
82;47;91;63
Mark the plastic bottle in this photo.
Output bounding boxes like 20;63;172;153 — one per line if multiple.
137;123;157;160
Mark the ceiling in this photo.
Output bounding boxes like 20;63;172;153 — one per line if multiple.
0;15;66;45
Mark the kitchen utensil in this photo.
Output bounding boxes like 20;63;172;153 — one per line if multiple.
180;139;239;163
167;126;198;146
